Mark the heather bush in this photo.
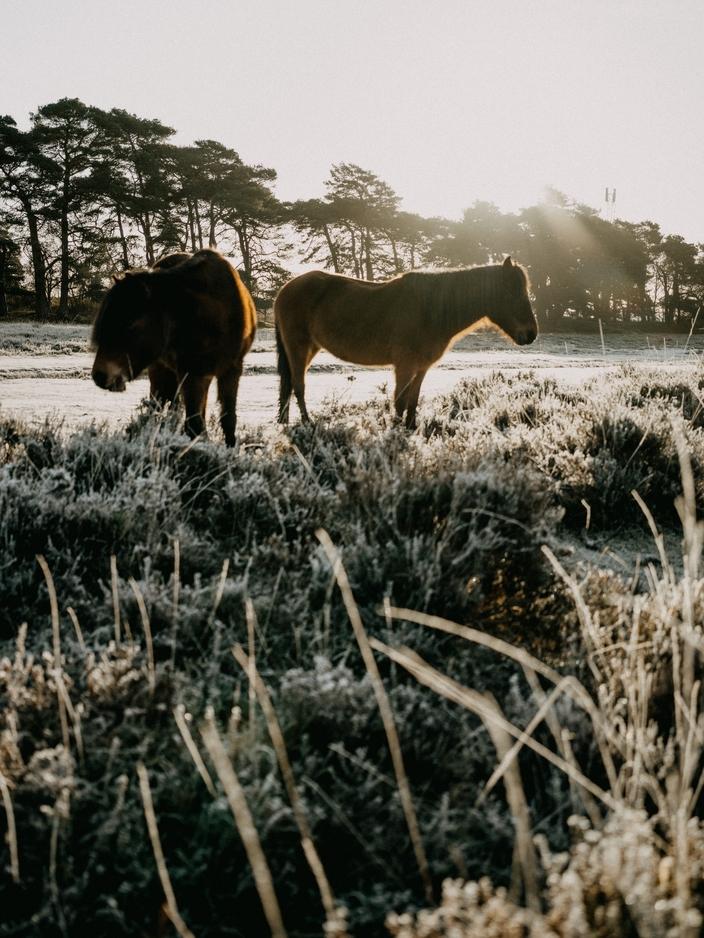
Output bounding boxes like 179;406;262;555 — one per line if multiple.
432;368;704;529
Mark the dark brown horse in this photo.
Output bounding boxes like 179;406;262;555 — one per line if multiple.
275;257;537;428
91;249;256;445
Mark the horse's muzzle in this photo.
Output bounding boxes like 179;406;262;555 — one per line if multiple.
515;328;538;346
93;369;126;392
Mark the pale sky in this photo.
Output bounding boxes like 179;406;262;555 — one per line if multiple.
2;0;703;242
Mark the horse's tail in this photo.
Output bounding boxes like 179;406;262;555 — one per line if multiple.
275;318;292;424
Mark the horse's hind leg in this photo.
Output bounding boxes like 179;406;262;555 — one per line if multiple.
294;376;311;423
217;361;243;447
278;378;292;425
287;340;318;424
276;325;293;424
181;375;212;440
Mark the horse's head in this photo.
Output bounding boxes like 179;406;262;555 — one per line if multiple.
91;272;164;391
492;257;538;346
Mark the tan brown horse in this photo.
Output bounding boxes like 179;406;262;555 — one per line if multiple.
91;249;256;445
275;257;537;428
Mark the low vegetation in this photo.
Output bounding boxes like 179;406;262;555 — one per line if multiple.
1;366;704;937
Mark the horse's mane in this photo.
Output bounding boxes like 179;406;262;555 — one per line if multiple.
401;263;528;331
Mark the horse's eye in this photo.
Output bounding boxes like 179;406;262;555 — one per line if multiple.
128;318;146;333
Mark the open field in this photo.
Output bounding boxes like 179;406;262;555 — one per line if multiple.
2;348;704;936
1;322;704;432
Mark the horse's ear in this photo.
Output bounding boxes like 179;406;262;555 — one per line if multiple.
178;252;210;285
503;256;513;269
184;253;209;272
118;271;151;297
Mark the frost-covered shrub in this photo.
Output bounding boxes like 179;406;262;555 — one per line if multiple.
432;369;704;529
1;367;702;937
387;810;704;938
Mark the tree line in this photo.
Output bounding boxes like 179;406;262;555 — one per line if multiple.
1;98;703;327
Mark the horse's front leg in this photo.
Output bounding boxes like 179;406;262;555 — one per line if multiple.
148;363;179;406
217;362;243;447
393;364;416;424
181;374;212;440
404;369;428;430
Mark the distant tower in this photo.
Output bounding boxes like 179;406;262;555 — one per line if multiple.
604;187;616;222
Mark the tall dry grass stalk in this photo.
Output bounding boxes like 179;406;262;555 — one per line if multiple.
483;675;574;797
632;488;673;579
0;770;19;883
172;538;181;620
173;705;217;798
316;528;434;904
383;604;618;803
110;554;121;643
232;642;346;932
683;306;701;355
128;579;155;695
200;716;287;938
37;555;70;753
170;538;181;668
48;787;69;935
136;762;196;938
669;428;703;932
65;607;85;652
485;712;540;911
369;638;615;808
210;559;230;624
55;673;83;764
245;599;257;733
37;555;61;666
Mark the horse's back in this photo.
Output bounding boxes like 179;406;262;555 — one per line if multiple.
276;270;342;313
276;270;396;321
153;252;191;270
183;251;254;330
275;270;406;366
162;250;256;371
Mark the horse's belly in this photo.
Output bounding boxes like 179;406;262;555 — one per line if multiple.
312;323;393;367
324;341;391;366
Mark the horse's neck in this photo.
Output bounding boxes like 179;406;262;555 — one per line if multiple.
444;270;494;338
144;273;177;341
150;270;181;311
